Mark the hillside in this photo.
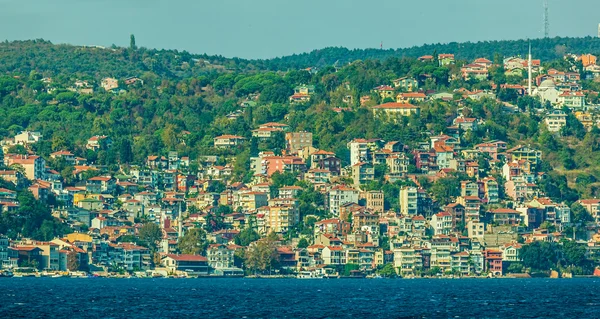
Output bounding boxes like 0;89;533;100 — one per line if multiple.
0;38;598;205
0;37;600;278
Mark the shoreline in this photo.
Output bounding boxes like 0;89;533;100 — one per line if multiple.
4;274;595;279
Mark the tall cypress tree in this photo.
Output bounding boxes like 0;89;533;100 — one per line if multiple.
130;34;137;50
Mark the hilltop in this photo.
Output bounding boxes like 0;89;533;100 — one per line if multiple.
4;36;600;76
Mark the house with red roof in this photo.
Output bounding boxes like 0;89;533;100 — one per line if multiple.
438;54;455;66
559;90;585;109
433;144;454;169
484;250;503;276
418;55;434;62
86;135;111;151
461;63;488;80
289;85;314;104
86;176;116;194
372;85;395;100
453;116;479;131
4;154;45;180
473;58;493;68
501;242;522;262
396;92;427;103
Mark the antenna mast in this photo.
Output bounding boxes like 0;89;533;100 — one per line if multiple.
544;0;549;38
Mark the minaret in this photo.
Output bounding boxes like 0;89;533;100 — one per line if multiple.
528;43;532;95
177;200;183;238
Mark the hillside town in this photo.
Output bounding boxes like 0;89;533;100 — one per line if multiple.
2;50;600;279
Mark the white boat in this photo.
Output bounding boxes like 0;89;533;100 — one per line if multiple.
297;271;324;279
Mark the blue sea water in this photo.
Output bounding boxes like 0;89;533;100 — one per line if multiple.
0;278;599;318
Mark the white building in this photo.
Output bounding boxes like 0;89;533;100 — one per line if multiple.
430;212;453;235
14;131;42;145
399;186;418;216
543;110;567;133
467;220;485;241
533;79;561;106
393;246;423;275
328;185;359;217
559;91;585;109
347;139;370;167
206;244;234;269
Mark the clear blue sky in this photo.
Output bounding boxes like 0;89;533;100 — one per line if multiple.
0;0;598;59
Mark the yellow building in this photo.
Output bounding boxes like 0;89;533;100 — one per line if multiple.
257;205;299;234
372;102;420;118
64;233;93;243
575;111;594;131
73;193;87;206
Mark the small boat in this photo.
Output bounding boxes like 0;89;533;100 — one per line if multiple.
0;270;14;278
70;271;89;278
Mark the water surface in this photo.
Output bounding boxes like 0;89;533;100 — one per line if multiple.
0;278;598;318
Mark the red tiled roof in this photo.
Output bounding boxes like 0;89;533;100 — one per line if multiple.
400;92;426;98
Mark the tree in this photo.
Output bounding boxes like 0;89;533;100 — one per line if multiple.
343;263;360;276
244;239;279;274
270;171;298;188
138;223;162;251
178;228;208;255
7;144;27;155
234;228;260;246
297;238;309;249
506;262;524;273
571;202;593;225
426;266;441;277
430;176;461;206
377;263;398;278
119;139;133;164
520;241;558;271
561;240;586;267
130;34;137;50
67;251;80;271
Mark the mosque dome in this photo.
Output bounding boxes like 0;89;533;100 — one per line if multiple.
539;79;556;89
